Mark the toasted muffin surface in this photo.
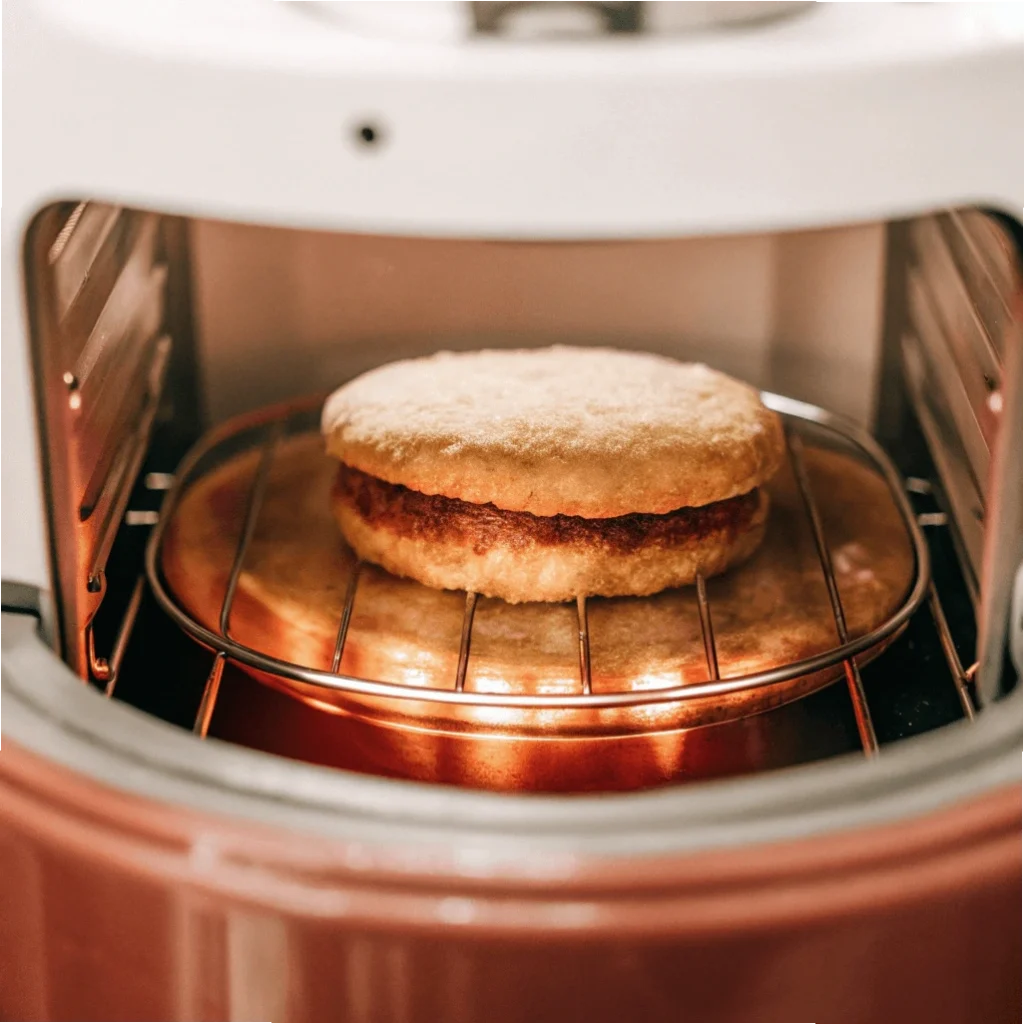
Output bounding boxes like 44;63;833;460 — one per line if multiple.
322;346;785;519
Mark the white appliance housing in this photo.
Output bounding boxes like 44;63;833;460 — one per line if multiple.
1;5;1022;1022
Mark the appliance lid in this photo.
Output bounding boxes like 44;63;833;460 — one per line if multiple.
7;2;1023;241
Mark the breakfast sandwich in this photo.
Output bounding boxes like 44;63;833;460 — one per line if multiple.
321;346;784;603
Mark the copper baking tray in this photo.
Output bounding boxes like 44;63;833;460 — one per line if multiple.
147;392;929;790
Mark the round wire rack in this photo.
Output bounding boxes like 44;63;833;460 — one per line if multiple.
145;391;931;751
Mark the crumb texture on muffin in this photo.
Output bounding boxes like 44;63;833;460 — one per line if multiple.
322;346;785;519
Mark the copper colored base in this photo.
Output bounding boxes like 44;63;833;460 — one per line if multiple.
0;738;1019;1022
160;431;914;790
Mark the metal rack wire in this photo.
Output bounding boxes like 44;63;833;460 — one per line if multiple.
116;390;967;756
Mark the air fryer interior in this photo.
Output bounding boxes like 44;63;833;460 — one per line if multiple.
13;202;1022;795
191;220;888;426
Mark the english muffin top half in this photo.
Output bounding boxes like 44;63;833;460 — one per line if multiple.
321;346;785;519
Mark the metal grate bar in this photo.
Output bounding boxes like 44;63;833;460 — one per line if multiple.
454;591;479;692
87;574;147;698
220;424;281;637
330;564;363;673
694;573;720;681
192;423;281;738
194;652;225;738
576;594;593;695
926;584;976;720
787;431;880;756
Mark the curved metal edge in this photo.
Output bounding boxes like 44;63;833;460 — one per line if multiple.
144;392;931;711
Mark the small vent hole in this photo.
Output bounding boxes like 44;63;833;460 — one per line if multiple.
354;123;383;148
